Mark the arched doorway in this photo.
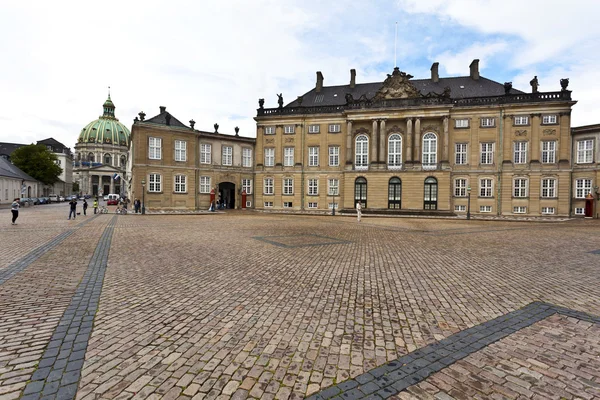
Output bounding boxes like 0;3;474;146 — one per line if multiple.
219;182;236;209
424;177;438;210
354;177;367;208
388;177;402;209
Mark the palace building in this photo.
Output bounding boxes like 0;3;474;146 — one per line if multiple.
571;124;600;218
254;60;578;217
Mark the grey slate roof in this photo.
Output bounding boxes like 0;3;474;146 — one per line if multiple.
0;156;38;181
37;138;72;156
0;142;25;159
286;76;525;108
144;111;189;129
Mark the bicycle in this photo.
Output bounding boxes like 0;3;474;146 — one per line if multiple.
100;206;109;214
116;206;127;215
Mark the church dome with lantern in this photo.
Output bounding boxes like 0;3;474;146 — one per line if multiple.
77;96;130;146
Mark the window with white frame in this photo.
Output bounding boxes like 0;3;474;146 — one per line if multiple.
513;206;527;214
328;124;341;133
541;178;556;198
541;141;556;163
284;125;295;134
284;147;294;167
242;178;252;194
200;144;211;164
283;202;293;208
308;202;318;209
454;178;467;197
355;135;368;167
174;175;186;193
575;207;585;215
480;179;493;197
542;115;557;124
199;176;211;193
149;137;162;160
455;205;466;212
264;201;273;208
149;173;161;192
514;116;529;126
264;178;274;195
264;148;275;167
388;134;402;167
514;142;527;164
577;140;593;163
221;146;232;166
328;203;338;209
308;178;318;196
264;126;275;135
308;124;320;133
481;117;495;127
480;143;494;164
455;119;469;128
422;133;437;168
283;178;293;195
455;143;467;165
328;178;339;196
542;207;555;215
513;178;528;197
480;205;492;212
329;146;339;167
309;147;319;166
174;140;187;162
575;178;592;198
242;148;252;167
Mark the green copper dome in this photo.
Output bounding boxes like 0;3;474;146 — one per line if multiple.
78;95;130;146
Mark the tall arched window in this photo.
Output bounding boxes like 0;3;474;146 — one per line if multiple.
354;177;367;208
388;177;402;209
422;132;437;169
355;135;369;169
424;177;438;210
104;153;112;165
88;153;94;163
388;134;402;168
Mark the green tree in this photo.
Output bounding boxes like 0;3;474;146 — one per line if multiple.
11;144;63;185
72;181;80;193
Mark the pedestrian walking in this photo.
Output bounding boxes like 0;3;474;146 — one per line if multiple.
356;202;362;223
11;198;19;225
93;198;98;214
68;198;77;220
83;199;88;216
134;198;140;213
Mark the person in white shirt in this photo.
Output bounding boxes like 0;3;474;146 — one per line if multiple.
11;198;20;225
356;202;362;223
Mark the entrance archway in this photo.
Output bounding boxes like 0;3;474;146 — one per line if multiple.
219;182;236;209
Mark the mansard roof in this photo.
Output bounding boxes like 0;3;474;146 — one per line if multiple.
143;107;189;129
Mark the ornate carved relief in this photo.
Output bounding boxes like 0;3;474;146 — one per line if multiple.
265;138;275;144
421;125;440;134
373;67;421;100
284;137;294;143
515;130;528;136
354;127;370;136
543;129;557;136
386;125;404;134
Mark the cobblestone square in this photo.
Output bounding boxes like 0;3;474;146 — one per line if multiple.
1;205;599;400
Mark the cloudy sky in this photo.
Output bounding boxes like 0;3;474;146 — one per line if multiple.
1;0;598;150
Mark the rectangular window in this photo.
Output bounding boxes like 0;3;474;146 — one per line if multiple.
309;147;319;166
283;178;294;195
513;178;528;197
284;147;294;167
264;148;275;167
242;178;252;194
329;146;340;166
480;143;494;164
455;119;469;128
542;207;555;215
246;201;252;208
577;140;593;163
328;203;338;210
284;125;295;134
514;142;527;164
328;124;341;133
174;140;187;162
575;178;592;198
541;141;556;163
264;201;273;208
542;115;557;124
242;148;252;167
174;175;186;193
514;116;529;126
480;179;493;197
149;173;161;192
308;202;318;209
200;144;211;164
454;179;467;197
308;125;320;133
575;207;585;215
283;202;293;208
264;126;275;135
455;205;466;212
328;179;339;196
264;178;274;195
541;178;556;198
222;146;232;166
455;143;467;165
199;176;211;193
481;118;495;127
308;178;318;196
149;137;162;160
513;206;527;214
480;205;492;213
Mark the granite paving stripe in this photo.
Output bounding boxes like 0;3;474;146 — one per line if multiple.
309;302;600;400
19;216;117;400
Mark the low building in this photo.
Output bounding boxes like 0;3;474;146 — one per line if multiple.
37;138;73;196
129;107;255;210
0;157;40;204
571;124;600;217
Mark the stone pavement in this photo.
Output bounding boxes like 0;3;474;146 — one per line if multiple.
0;204;599;400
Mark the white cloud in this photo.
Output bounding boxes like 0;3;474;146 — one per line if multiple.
437;41;509;76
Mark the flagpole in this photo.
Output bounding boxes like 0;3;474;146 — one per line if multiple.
394;22;398;68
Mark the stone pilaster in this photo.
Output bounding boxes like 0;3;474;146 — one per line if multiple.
379;119;387;164
406;118;413;163
443;116;449;162
371;120;378;166
346;120;353;166
414;118;421;163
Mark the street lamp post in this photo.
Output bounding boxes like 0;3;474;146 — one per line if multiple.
594;186;599;219
467;186;471;220
331;191;336;216
141;179;146;215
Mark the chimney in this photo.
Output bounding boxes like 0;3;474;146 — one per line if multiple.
469;59;479;80
159;106;166;113
350;69;356;88
430;62;439;83
316;71;324;93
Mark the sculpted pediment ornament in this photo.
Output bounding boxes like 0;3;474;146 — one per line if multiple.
373;67;422;101
543;129;556;136
354;127;370;135
387;125;404;134
421;125;440;134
